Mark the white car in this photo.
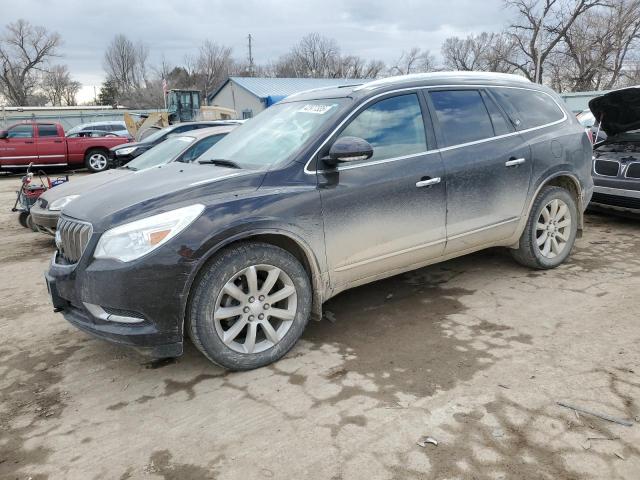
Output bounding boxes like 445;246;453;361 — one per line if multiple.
66;120;129;137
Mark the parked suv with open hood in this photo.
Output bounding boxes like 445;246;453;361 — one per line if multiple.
589;87;640;214
45;72;593;370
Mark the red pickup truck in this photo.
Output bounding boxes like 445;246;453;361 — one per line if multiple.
0;122;130;172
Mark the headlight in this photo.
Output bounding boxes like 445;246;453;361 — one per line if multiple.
115;146;138;156
94;204;205;262
49;195;80;211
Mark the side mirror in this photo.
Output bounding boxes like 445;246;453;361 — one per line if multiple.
0;130;7;139
325;136;373;165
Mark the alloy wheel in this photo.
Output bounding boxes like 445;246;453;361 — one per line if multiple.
535;198;572;258
213;264;297;354
89;153;107;171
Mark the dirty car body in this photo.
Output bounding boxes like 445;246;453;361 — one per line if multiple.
589;87;640;214
45;72;593;369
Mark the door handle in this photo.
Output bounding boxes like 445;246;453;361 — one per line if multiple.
25;140;34;144
505;157;526;167
53;140;63;143
416;177;441;188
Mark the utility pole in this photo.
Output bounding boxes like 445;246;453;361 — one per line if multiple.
247;34;254;77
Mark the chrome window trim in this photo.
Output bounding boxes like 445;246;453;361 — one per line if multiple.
304;84;568;175
623;161;640;179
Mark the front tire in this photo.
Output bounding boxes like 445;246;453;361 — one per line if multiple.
511;186;578;269
85;149;109;173
188;242;312;370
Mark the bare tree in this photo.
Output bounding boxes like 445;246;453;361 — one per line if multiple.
62;79;81;106
0;19;60;106
389;47;436;75
41;64;71;105
504;0;604;83
275;33;341;77
337;55;386;78
195;40;233;98
442;32;518;73
103;34;148;93
547;0;640;90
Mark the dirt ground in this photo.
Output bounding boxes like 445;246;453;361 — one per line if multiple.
1;172;639;480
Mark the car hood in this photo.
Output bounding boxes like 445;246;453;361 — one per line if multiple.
62;162;263;231
40;169;131;204
589;87;640;136
110;140;150;152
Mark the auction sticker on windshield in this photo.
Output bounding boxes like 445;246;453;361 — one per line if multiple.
298;104;337;114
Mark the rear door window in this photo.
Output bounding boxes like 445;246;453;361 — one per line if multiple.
37;124;59;137
338;93;427;162
429;90;494;147
493;88;564;129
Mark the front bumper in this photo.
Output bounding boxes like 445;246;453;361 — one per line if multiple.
45;250;191;358
30;204;60;234
589;181;640;214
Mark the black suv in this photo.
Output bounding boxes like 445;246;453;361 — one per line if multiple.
46;72;593;370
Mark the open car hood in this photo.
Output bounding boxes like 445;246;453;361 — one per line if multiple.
589;87;640;136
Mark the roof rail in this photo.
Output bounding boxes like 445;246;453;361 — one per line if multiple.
354;71;531;92
286;83;364;99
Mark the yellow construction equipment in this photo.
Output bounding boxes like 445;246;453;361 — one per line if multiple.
124;90;237;141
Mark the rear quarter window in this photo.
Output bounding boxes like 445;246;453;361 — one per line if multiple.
429;90;495;147
493;88;565;130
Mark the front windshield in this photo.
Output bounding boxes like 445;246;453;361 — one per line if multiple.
125;136;195;170
142;127;172;144
199;99;347;169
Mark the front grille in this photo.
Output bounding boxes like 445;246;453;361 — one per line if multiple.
57;217;93;263
591;192;640;210
626;162;640;179
594;159;620;177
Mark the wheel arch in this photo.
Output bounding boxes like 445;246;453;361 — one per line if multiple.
181;228;326;336
510;171;584;249
536;173;584;231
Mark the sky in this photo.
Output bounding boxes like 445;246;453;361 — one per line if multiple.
4;0;512;103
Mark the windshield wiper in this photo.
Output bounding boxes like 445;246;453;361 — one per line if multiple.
198;158;241;169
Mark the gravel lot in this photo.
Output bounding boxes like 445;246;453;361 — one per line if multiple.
1;173;639;480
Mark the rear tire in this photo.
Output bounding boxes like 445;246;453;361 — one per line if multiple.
85;149;109;173
511;186;578;269
188;242;312;370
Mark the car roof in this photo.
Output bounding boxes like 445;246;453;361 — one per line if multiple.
167;125;238;140
282;71;539;103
